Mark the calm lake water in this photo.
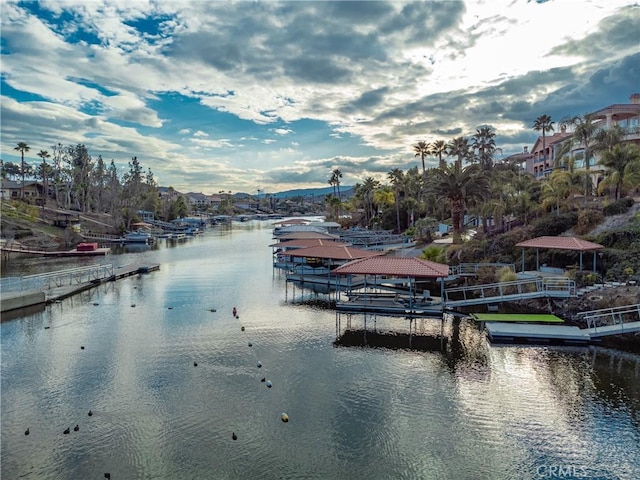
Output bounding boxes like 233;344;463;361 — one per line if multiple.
2;221;640;480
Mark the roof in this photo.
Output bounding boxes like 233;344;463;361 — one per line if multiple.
276;231;340;240
334;256;450;278
516;236;604;251
284;245;383;260
269;239;348;248
272;218;309;226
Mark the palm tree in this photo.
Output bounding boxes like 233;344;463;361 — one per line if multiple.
541;170;575;216
427;163;490;244
413;141;430;178
447;136;471;169
565;114;599;203
356;177;380;226
37;149;51;205
472;126;499;170
387;168;404;233
430;140;448;169
598;143;640;200
328;172;336;196
532;114;554;162
14;142;30;199
332;168;343;199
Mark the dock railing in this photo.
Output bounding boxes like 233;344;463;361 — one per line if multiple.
448;263;515;276
20;264;115;289
444;277;575;307
576;303;640;329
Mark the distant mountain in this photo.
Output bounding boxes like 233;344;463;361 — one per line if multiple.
269;186;354;199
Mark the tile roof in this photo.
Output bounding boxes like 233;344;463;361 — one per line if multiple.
269;239;349;248
276;232;340;240
516;236;604;251
271;218;310;225
333;256;450;278
284;245;383;260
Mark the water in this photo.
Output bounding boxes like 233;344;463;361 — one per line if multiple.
2;221;640;480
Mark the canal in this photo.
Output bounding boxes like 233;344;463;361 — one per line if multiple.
2;220;639;479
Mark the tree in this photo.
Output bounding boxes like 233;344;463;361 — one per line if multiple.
541;170;575;216
355;177;380;227
1;161;21;180
427;163;490;244
472;126;499;170
37;149;51;204
430;140;448;169
447;136;471;169
413;141;430;178
532;114;554;161
564;114;599;204
387;168;404;233
14;142;30;199
598;143;640;200
332;168;343;199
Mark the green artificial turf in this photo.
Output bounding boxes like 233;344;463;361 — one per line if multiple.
472;313;564;323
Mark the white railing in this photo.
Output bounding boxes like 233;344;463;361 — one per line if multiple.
444;277;575;306
21;264;114;289
577;303;640;329
448;263;515;276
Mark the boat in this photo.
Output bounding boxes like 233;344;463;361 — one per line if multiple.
120;230;155;244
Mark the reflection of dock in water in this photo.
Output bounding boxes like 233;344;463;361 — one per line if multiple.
334;329;447;352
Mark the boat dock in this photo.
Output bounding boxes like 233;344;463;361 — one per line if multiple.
0;245;111;257
1;262;160;313
482;304;640;345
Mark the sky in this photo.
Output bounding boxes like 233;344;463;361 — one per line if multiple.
1;1;639;195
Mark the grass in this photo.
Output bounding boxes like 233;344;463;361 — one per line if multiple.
472;313;564;323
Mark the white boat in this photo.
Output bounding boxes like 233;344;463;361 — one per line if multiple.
121;230;155;243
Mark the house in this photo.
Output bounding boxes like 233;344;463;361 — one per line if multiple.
1;180;44;202
525;93;640;183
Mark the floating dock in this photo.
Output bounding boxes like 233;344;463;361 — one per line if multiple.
485;323;591;345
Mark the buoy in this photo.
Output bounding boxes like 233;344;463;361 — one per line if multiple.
266;380;272;388
260;377;266;383
44;326;50;329
194;362;198;367
257;361;262;368
74;424;79;432
168;307;173;310
281;413;289;423
209;308;216;312
88;410;93;417
105;474;111;479
93;303;99;306
81;346;85;350
241;326;245;331
25;428;30;435
63;428;70;434
248;342;252;347
131;304;136;308
232;432;237;441
232;307;237;316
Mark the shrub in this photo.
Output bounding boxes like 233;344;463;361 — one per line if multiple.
498;266;517;283
532;211;578;237
603;197;634;216
574;209;604;235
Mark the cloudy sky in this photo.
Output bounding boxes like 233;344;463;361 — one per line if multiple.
1;1;638;194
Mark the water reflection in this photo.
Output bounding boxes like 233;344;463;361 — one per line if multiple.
2;223;640;479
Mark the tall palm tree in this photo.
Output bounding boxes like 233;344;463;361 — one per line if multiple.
472;126;498;170
14;142;30;199
357;177;380;226
598;143;640;200
447;136;471;169
37;149;51;205
427;163;490;244
387;168;404;233
413;141;430;178
328;172;336;196
532;114;554;162
430;140;448;169
565;114;599;204
332;168;343;199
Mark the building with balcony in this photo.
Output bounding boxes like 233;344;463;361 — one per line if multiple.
525;93;640;185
